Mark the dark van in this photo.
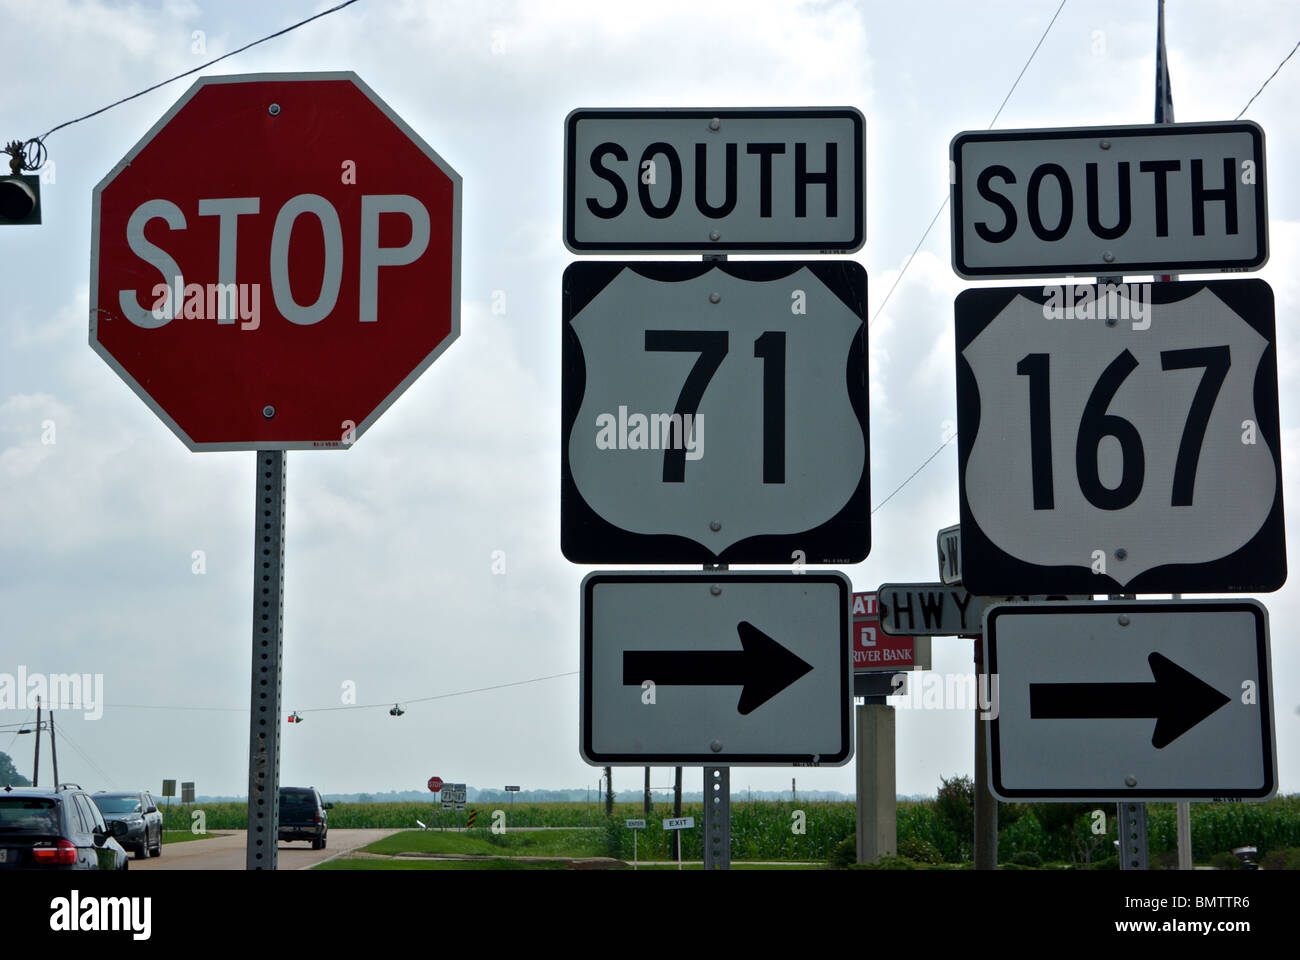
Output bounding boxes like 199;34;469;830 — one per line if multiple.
278;786;331;849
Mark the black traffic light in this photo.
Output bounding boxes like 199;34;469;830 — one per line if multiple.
0;173;39;224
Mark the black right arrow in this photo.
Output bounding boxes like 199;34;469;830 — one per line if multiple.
1029;652;1231;749
622;621;813;715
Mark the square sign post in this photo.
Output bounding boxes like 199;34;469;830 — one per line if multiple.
949;108;1280;872
89;73;462;870
566;106;867;872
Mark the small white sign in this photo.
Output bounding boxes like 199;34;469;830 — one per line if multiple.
625;818;646;829
663;816;695;831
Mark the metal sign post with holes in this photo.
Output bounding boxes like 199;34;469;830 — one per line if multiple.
565;108;867;871
88;73;462;870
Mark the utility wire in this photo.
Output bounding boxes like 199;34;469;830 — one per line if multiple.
103;670;577;716
866;0;1066;513
871;434;956;515
868;0;1067;332
18;0;363;166
1235;39;1300;119
29;720;119;790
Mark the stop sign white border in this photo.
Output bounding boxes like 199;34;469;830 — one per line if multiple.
89;71;462;452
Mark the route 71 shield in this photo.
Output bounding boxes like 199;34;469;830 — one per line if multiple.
956;279;1284;595
562;261;869;564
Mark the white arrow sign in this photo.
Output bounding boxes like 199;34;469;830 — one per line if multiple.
957;280;1284;595
580;572;852;766
984;600;1276;801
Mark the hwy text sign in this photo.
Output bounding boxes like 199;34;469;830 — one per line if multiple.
956;280;1284;595
984;600;1276;801
565;108;864;253
90;72;462;450
950;121;1267;278
875;584;1088;636
580;572;852;766
562;260;869;564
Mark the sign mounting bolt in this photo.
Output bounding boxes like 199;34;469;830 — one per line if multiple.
1125;775;1137;787
1102;250;1115;263
1115;548;1127;560
262;405;276;419
1118;614;1131;626
1099;139;1111;150
267;103;281;116
709;520;722;532
709;230;721;242
709;584;722;596
708;292;721;304
708;117;721;132
710;740;723;752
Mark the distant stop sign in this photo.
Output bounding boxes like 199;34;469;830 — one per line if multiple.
90;72;461;450
427;777;443;793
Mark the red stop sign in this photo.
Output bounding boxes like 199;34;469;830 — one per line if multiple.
90;72;461;450
427;777;443;793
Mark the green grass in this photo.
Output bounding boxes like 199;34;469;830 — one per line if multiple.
315;857;570;870
158;795;1300;866
161;830;221;845
363;828;607;859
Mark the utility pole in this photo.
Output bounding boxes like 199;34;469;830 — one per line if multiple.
673;767;683;859
48;710;58;788
32;697;41;788
643;767;651;816
604;766;613;816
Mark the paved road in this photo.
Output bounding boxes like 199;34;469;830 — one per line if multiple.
133;829;400;870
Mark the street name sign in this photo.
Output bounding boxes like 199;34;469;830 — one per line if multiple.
562;260;869;564
983;600;1276;801
875;583;1087;636
580;572;852;766
950;121;1267;278
565;107;864;253
937;523;962;584
504;785;520;792
90;72;461;450
956;280;1284;595
850;591;928;670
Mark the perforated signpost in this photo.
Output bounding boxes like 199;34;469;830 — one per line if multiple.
89;72;462;869
949;113;1280;873
564;106;867;871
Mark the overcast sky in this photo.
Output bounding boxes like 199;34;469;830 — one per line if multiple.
1;0;1297;803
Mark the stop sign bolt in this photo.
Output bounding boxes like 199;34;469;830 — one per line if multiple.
262;405;276;419
268;103;281;116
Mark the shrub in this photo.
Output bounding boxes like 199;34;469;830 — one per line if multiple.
1261;847;1300;870
827;835;856;869
1010;850;1043;868
853;854;916;870
1210;851;1246;871
936;774;975;842
1091;855;1119;871
898;836;944;864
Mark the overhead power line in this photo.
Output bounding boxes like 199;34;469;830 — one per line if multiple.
866;0;1067;514
15;0;363;167
103;670;577;717
1235;39;1300;119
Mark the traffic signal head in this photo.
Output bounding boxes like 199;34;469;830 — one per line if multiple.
0;174;40;224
